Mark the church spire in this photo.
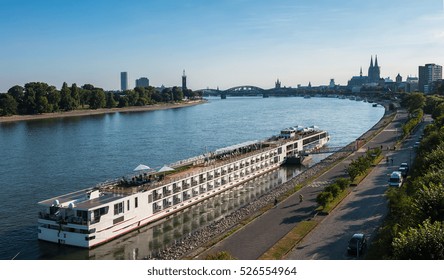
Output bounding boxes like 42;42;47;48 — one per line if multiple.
375;55;379;67
370;55;374;68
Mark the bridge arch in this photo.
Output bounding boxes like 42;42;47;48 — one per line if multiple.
224;85;265;93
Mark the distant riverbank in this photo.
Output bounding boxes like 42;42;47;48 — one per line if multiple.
0;99;207;123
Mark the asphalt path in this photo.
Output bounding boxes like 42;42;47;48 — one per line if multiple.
286;111;429;260
200;110;411;260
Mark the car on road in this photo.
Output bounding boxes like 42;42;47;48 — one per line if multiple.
389;171;403;187
413;141;420;149
398;167;408;177
347;233;367;255
399;163;409;177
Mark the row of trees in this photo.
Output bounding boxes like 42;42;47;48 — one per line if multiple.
0;82;202;116
347;148;382;182
316;178;351;208
371;93;444;259
401;92;425;136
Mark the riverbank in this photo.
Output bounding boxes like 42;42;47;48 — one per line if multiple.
0;100;206;123
145;107;394;260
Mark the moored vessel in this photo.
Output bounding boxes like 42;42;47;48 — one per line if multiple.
38;126;329;248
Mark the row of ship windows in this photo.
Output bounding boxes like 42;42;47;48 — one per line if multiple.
151;157;279;199
113;197;139;215
111;154;279;217
112;159;274;216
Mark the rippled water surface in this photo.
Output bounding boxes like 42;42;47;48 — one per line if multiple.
0;96;384;259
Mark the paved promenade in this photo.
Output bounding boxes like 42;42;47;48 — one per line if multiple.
200;109;421;260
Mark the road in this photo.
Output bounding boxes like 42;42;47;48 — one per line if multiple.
286;111;429;260
198;110;409;260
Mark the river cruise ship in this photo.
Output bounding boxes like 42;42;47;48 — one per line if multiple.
38;126;329;248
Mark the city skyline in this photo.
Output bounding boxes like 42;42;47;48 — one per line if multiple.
1;0;444;92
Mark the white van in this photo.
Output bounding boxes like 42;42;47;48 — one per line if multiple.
389;171;403;187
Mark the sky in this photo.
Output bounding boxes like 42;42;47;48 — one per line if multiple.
0;0;443;92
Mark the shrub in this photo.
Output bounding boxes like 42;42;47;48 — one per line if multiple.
336;178;351;190
324;184;341;197
316;191;333;208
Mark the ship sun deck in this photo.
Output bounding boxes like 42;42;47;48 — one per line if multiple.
37;125;329;248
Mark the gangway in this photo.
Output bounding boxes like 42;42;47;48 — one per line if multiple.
302;146;355;155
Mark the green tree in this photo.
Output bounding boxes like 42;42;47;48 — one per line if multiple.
124;90;139;106
316;191;333;208
7;85;26;114
324;183;341;197
0;93;18;116
60;82;74;111
172;86;184;101
392;220;444;259
413;183;444;222
347;164;360;182
70;83;80;109
106;92;117;108
134;87;151;105
36;95;50;113
402;92;426;114
161;88;173;102
335;178;351;191
46;86;60;112
88;89;106;109
24;82;56;114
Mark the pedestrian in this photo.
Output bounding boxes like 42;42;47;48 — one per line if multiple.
299;194;304;203
391;158;394;165
274;198;278;206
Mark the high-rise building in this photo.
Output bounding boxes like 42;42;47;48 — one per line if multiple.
182;70;187;91
121;72;128;91
419;63;442;94
136;77;149;88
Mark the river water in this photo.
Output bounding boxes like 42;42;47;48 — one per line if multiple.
0;96;384;259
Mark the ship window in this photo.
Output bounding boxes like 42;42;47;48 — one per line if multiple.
114;202;124;215
85;236;96;241
76;210;88;220
135;197;138;208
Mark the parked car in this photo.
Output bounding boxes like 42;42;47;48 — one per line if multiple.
347;233;367;255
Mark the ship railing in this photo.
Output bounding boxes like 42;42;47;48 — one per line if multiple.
132;141;291;192
38;211;56;221
163;190;172;196
67;216;88;226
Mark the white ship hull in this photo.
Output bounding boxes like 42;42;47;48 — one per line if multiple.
38;127;329;248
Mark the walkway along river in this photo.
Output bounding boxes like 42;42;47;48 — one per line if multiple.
0;96;384;259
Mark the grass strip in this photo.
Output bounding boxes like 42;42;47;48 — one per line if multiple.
259;220;318;260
